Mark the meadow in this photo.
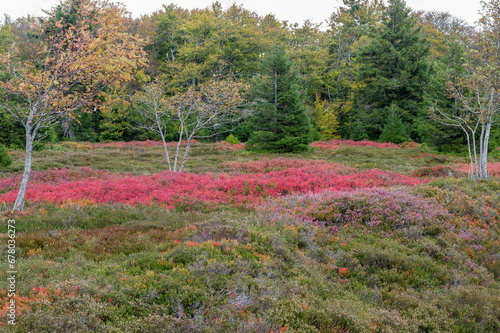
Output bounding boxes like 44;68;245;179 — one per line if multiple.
0;140;499;332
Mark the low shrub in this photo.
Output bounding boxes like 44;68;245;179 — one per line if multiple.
0;144;12;168
225;134;240;144
260;188;450;235
411;165;465;178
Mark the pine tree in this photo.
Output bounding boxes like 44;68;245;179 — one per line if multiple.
247;45;312;152
379;103;411;143
350;117;369;141
353;0;430;141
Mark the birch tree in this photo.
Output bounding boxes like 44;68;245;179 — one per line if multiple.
0;0;147;211
135;78;248;172
134;81;173;171
430;0;500;179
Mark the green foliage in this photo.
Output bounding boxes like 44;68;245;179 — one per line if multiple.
0;112;25;148
0;143;12;168
225;134;240;144
246;45;312;153
353;0;431;142
151;4;268;93
350;117;369;141
70;110;102;142
378;104;412;143
246;131;277;151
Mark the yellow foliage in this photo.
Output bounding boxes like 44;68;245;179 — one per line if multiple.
314;93;341;140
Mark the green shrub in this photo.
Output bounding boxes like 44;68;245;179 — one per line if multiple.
378;104;411;144
225;134;240;144
0;144;12;168
245;131;277;152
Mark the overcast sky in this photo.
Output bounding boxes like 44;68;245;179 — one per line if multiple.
2;0;483;27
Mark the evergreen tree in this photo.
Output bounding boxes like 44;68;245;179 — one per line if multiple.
418;12;470;152
353;0;430;142
379;103;411;143
350;117;369;141
246;45;312;152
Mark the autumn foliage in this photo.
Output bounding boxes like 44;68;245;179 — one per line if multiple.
0;160;425;209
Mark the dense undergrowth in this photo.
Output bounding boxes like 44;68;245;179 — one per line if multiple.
0;140;499;332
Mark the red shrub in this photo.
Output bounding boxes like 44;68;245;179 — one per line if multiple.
0;164;425;209
454;162;500;177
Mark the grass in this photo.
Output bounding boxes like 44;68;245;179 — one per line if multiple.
1;140;469;177
0;140;499;332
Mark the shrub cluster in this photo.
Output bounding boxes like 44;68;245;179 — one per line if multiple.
411;165;465;178
0;164;424;209
222;157;358;174
0;144;12;168
260;188;450;235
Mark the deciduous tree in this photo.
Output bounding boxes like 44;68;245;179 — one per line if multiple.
0;0;147;211
135;78;248;172
430;0;500;179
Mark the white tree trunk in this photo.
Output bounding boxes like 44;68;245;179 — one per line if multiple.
479;121;492;179
179;135;195;172
157;121;172;171
173;123;185;172
463;127;475;178
472;132;479;179
13;131;34;211
160;135;172;172
479;124;485;177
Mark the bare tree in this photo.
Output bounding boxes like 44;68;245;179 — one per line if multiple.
134;78;248;172
430;80;500;179
430;0;500;180
134;81;173;171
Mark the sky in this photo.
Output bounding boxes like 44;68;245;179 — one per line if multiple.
1;0;483;27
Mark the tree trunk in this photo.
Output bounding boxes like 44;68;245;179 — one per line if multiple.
479;120;492;179
159;130;172;171
472;131;479;179
479;124;485;177
62;114;76;138
13;131;34;211
156;116;172;171
173;124;185;172
179;135;194;172
460;125;475;179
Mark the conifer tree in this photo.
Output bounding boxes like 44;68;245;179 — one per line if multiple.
247;45;312;152
353;0;430;141
350;117;369;141
379;103;411;143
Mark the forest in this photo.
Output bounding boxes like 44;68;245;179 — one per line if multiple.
0;0;500;332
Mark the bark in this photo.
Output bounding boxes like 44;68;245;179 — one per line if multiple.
479;124;485;177
179;135;194;172
472;131;479;179
155;107;172;171
173;122;185;172
480;120;492;179
462;125;475;178
159;129;172;171
13;130;34;211
62;115;76;138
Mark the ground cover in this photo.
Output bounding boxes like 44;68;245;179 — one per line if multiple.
0;140;499;332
